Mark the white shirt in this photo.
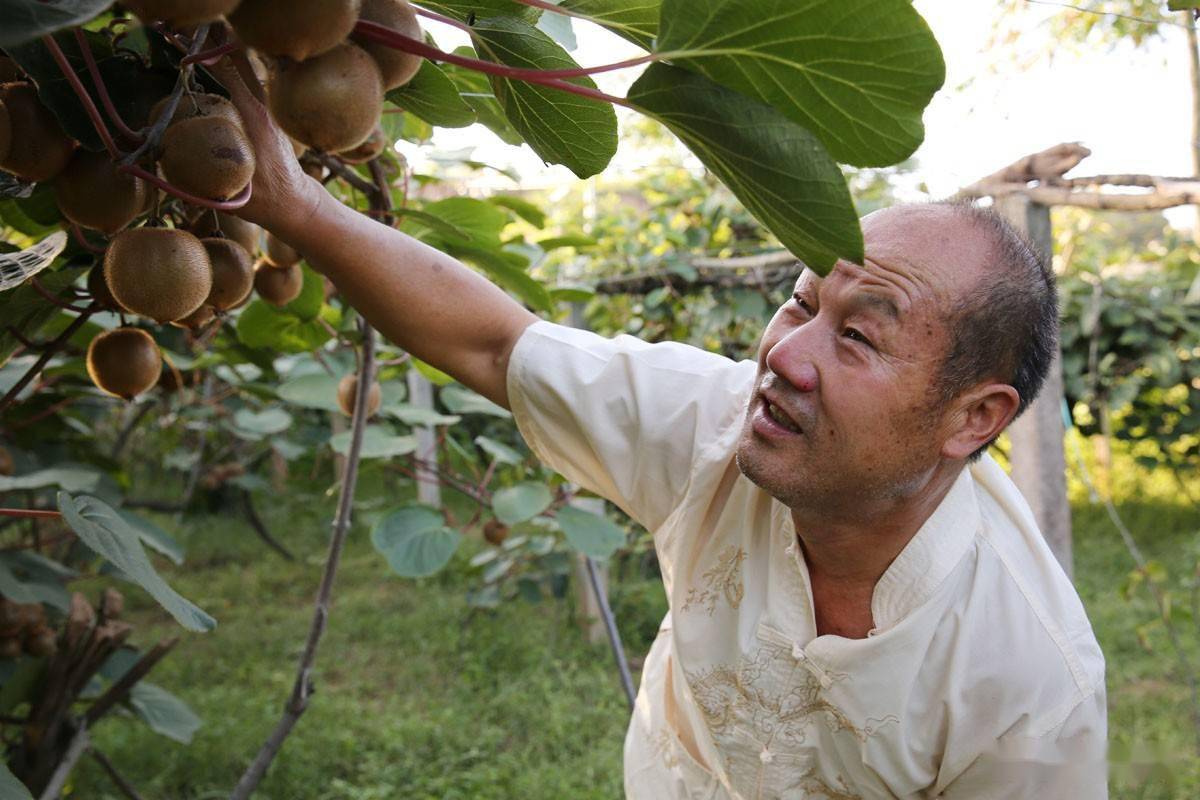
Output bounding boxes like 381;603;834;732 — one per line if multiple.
506;320;1108;800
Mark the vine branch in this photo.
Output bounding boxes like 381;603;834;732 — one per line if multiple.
0;305;96;414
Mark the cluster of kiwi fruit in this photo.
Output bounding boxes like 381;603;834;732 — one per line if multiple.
0;598;57;660
2;0;425;403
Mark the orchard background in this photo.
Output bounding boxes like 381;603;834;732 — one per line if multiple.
0;0;1196;798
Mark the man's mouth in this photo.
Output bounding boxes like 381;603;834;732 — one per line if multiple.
758;395;803;436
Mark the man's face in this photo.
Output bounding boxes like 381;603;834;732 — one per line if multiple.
734;205;987;517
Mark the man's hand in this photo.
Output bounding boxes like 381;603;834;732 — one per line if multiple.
207;53;539;410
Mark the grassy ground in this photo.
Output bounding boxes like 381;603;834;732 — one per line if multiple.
61;461;1200;799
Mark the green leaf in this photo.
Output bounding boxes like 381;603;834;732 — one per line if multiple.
559;0;660;49
489;195;547;228
655;0;945;167
128;681;203;744
0;0;115;48
277;373;342;413
417;1;540;22
627;63;861;272
537;233;596;250
1168;1;1200;10
386;60;476;128
115;510;185;565
454;244;554;312
411;358;455;386
443;49;525;145
556;505;625;559
236;300;333;353
492;482;553;525
233;407;293;438
472;17;619;178
440;384;511;417
550;285;595;304
395;208;472;243
57;493;216;632
0;465;105;493
385;403;461;426
411;197;510;247
0;762;33;800
329;426;417;459
475;435;523;465
0;657;45;716
372;505;461;577
0;559;39;604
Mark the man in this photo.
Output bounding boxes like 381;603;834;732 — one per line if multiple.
221;68;1107;798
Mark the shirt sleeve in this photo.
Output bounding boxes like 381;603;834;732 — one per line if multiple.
505;320;756;532
938;687;1108;799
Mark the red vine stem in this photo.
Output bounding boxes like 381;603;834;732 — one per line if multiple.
181;40;239;66
352;21;635;107
73;29;143;143
122;163;254;211
30;278;91;313
413;6;473;33
0;509;62;520
70;223;108;254
41;34;120;158
509;0;590;18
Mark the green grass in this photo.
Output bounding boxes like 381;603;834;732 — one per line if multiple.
61;458;1200;799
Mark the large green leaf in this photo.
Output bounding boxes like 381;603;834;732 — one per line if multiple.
128;681;203;744
556;505;625;559
443;49;525;145
236;300;333;353
371;505;461;577
386;60;476;128
277;373;342;412
454;244;554;312
472;17;619;178
627;63;860;272
328;425;417;459
233;407;293;438
492;482;553;525
0;465;105;493
57;493;216;632
440;384;511;417
0;0;114;48
560;0;659;49
655;0;944;167
0;762;33;800
115;509;185;566
410;197;509;247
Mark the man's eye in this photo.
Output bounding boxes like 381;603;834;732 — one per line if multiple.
843;327;872;347
793;296;814;314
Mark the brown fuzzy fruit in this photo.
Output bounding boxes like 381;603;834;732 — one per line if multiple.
159;116;256;201
352;0;424;90
263;232;300;268
0;446;12;477
268;43;383;153
170;303;216;331
337;124;387;164
254;262;303;306
483;519;509;546
201;238;255;310
87;327;163;399
87;265;123;311
54;149;149;234
150;92;243;131
104;227;213;323
190;211;260;255
0;82;75;182
336;374;382;417
122;0;242;26
230;0;362;61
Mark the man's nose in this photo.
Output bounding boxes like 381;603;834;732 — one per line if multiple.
765;327;819;393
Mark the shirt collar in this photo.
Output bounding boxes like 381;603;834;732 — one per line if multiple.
870;465;981;632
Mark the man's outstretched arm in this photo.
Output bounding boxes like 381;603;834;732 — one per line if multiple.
216;64;539;410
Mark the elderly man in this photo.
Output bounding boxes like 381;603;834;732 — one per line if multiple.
223;69;1107;798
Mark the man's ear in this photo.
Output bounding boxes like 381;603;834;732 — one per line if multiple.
941;383;1021;460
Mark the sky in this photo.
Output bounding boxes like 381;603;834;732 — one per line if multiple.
403;1;1196;226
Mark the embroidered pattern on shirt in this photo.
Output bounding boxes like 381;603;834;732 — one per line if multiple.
651;728;680;770
681;545;747;615
682;637;886;800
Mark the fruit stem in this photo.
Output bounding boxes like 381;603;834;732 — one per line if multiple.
352;21;634;108
121;163;253;211
0;305;96;413
41;34;121;158
73;29;144;144
508;0;593;23
30;277;92;313
0;508;62;520
413;6;474;34
69;223;108;255
182;40;240;66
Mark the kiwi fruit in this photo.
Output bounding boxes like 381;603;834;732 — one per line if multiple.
0;82;75;182
352;0;423;90
54;149;149;234
87;327;163;399
0;445;12;477
150;92;244;131
337;124;387;164
200;237;254;310
170;303;216;331
122;0;242;27
229;0;362;62
336;374;382;417
104;227;213;323
159;116;256;200
87;265;123;311
268;43;383;153
483;519;509;546
263;232;300;268
254;262;303;306
190;210;260;255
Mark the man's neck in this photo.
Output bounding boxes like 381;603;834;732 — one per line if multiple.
790;462;963;593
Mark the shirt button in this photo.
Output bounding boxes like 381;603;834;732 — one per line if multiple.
791;642;806;660
759;747;774;764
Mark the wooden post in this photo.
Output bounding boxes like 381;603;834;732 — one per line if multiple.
406;370;441;508
994;195;1074;578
